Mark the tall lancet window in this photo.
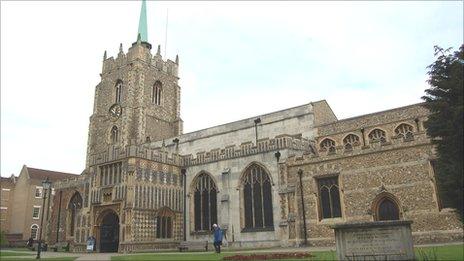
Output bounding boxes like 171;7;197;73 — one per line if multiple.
115;80;123;103
111;126;119;144
242;164;274;231
152;81;162;105
68;192;82;237
192;172;217;231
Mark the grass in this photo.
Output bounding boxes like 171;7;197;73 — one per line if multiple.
111;244;464;261
0;251;34;257
415;244;464;261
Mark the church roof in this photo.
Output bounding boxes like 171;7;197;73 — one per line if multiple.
26;167;79;182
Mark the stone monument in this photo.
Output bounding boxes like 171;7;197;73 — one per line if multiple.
331;220;415;261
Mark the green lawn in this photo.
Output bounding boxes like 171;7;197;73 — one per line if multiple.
111;244;464;261
0;251;34;257
415;244;464;261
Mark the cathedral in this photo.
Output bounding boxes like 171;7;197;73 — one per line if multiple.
47;1;462;253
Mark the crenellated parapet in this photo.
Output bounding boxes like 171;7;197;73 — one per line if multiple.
102;42;179;78
88;134;314;168
180;135;313;166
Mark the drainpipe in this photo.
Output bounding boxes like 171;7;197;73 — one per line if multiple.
56;191;63;244
181;168;187;241
298;169;308;246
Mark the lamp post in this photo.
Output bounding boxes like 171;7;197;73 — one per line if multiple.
37;177;52;259
298;169;308;247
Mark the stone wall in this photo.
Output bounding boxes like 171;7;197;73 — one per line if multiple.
285;104;463;246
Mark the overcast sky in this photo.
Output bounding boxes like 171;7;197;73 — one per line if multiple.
1;1;463;177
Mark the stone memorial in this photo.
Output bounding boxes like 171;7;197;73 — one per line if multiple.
331;220;415;261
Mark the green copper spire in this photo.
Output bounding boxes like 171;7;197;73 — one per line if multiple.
137;0;148;42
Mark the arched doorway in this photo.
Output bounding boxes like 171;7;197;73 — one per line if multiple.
99;211;119;252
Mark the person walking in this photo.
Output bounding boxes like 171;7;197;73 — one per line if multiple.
212;224;223;253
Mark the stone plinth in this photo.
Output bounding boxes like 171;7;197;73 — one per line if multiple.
331;220;414;261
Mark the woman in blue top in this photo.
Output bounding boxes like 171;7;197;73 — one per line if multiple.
212;224;223;253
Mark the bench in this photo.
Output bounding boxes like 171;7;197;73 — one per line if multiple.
178;241;208;252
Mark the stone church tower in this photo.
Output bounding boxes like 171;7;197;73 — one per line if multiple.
86;0;182;166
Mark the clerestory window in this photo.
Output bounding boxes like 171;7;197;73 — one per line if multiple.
395;123;414;141
343;134;361;151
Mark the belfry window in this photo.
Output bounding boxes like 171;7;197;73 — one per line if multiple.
192;172;217;231
368;129;387;144
343;134;360;151
395;124;414;141
68;192;83;237
317;176;342;219
320;138;336;154
242;164;274;231
115;80;123;103
156;208;173;239
152;81;162;105
111;126;119;144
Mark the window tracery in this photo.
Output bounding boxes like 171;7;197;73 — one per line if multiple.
317;176;341;219
395;123;414;141
242;164;274;230
343;134;360;151
192;172;217;231
320;138;336;153
368;129;387;144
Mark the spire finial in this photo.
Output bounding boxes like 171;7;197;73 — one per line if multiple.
137;33;141;44
119;43;123;53
175;54;179;64
157;45;161;55
103;50;107;60
137;0;148;42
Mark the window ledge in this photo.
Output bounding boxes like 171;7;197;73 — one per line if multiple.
318;217;344;225
241;227;274;233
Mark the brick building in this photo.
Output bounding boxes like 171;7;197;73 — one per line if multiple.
47;0;462;253
3;166;78;245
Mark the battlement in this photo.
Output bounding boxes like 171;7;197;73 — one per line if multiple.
88;134;313;168
102;41;178;77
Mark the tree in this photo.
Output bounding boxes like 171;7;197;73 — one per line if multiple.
422;44;463;219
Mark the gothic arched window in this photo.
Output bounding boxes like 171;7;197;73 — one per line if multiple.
152;81;162;105
368;129;387;144
343;134;360;151
317;176;342;219
320;138;336;153
115;80;123;103
68;192;82;237
395;123;414;141
192;172;217;231
377;198;400;221
242;164;274;231
156;208;173;239
111;126;119;144
31;224;39;240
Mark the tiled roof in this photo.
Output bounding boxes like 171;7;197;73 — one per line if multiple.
27;167;79;182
